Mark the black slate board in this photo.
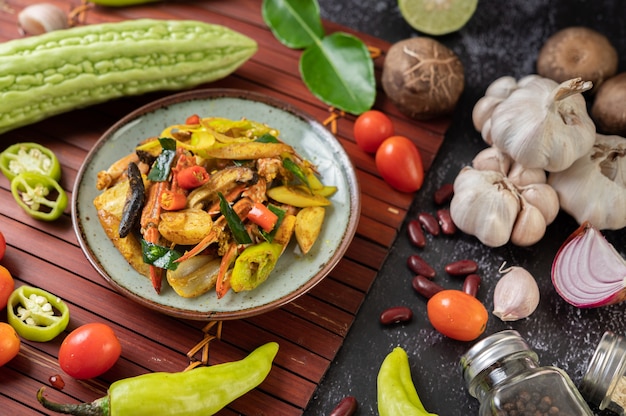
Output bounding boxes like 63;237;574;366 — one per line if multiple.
309;0;626;414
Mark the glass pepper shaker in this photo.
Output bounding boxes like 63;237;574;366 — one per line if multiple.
580;331;626;415
459;330;594;415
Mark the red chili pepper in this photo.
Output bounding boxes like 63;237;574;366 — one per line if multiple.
176;165;210;189
247;202;279;232
185;114;201;125
159;189;187;211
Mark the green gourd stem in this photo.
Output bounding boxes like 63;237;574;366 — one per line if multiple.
0;19;257;135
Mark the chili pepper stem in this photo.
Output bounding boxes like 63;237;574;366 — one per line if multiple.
37;388;109;416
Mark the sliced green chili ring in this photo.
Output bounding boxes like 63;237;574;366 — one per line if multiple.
7;286;70;342
10;172;68;221
0;142;62;182
141;240;181;270
147;137;177;181
218;192;252;244
231;242;283;292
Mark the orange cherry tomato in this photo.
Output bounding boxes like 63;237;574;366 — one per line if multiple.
353;110;394;153
0;322;20;366
375;135;424;193
0;265;14;310
427;289;488;341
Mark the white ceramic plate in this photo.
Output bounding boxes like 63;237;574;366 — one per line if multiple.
72;89;360;320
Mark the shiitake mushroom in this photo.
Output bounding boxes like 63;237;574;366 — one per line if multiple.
592;72;626;136
381;37;464;120
537;27;618;91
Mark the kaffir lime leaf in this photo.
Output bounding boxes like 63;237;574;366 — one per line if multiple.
398;0;478;36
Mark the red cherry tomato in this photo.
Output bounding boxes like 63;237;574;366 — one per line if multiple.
0;231;5;260
0;265;14;310
375;136;424;193
59;323;122;379
0;322;20;367
427;290;488;341
353;110;395;153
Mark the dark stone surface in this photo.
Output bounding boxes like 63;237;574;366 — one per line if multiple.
307;1;626;414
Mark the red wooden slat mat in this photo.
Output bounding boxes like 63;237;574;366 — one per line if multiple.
0;1;449;414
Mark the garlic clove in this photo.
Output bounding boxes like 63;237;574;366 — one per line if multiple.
18;3;68;36
493;265;540;321
472;146;512;174
507;162;547;187
484;75;518;98
519;183;560;224
472;95;503;132
510;202;547;246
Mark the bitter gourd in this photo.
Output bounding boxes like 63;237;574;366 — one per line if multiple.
0;19;258;134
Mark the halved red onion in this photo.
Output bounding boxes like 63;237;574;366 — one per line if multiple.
552;222;626;308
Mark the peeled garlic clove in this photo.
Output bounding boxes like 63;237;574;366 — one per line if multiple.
18;3;68;36
493;265;540;321
510;202;547;246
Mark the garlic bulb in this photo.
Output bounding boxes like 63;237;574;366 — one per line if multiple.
493;265;540;321
450;167;519;247
548;133;626;230
18;3;68;36
478;75;596;172
450;147;560;247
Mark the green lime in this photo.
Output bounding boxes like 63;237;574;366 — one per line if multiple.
398;0;478;36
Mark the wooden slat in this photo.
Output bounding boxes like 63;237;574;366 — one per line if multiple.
0;0;448;414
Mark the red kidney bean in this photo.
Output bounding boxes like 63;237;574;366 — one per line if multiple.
445;259;478;276
436;208;456;235
329;396;358;416
462;274;482;297
407;255;436;279
49;374;65;390
407;219;426;248
411;275;444;299
433;183;454;205
418;212;440;236
380;306;413;325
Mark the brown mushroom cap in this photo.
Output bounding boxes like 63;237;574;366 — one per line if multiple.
592;72;626;136
381;37;465;120
537;27;618;91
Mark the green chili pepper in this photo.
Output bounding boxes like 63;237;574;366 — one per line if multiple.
37;341;279;416
231;242;283;292
218;192;252;244
0;142;62;182
377;347;438;416
7;286;70;342
10;172;68;221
